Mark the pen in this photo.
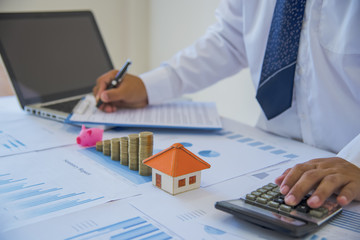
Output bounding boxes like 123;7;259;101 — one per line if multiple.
96;59;132;108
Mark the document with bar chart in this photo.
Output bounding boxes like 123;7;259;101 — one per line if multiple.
1;199;178;240
0;145;139;232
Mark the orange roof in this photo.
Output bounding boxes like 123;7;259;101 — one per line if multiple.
143;143;210;177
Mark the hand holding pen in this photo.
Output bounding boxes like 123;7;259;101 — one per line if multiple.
96;59;132;108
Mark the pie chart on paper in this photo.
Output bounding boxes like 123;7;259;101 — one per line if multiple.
198;150;220;158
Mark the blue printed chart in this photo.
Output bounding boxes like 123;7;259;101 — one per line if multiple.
80;148;152;185
148;123;333;187
0;130;27;156
1;200;176;240
65;216;172;240
0;145;139;232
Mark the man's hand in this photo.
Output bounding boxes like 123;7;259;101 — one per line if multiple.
275;157;360;208
92;70;148;112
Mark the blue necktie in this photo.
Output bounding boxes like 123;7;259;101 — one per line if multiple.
256;0;306;120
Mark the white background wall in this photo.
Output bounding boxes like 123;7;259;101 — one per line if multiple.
0;0;260;126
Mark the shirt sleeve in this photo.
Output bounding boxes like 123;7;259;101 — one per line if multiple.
140;0;248;105
336;133;360;168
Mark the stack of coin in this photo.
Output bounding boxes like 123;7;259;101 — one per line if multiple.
102;140;111;156
138;131;153;176
96;141;103;152
110;138;120;161
128;134;139;170
120;136;129;166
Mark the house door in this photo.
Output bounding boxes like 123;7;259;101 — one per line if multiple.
156;173;161;188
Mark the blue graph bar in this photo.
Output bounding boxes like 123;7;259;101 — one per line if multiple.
3;144;11;149
25;196;104;219
8;140;18;148
2;187;61;201
0;182;44;194
271;149;286;155
15;192;85;209
237;137;253;143
0;178;26;185
259;145;275;151
65;216;146;240
227;134;243;139
142;232;172;240
110;224;158;240
15;139;26;146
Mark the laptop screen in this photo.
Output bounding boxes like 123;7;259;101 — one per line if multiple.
0;11;113;108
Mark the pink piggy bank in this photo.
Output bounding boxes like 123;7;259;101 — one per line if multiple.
76;125;104;147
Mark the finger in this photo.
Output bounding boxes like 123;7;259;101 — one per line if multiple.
274;168;291;185
306;173;347;208
95;70;118;99
336;181;359;206
280;163;314;195
100;87;125;103
92;85;99;97
284;169;326;206
103;104;117;113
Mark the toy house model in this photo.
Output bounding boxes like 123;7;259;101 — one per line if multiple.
143;143;211;195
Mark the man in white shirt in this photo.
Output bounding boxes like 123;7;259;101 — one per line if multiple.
93;0;360;208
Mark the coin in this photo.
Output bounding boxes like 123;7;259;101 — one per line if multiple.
128;134;139;170
120;136;129;166
138;131;153;176
110;138;120;161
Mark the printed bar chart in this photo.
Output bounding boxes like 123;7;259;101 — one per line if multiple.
65;216;172;240
0;173;105;221
0;146;139;232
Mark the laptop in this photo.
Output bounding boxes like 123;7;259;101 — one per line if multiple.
0;11;113;122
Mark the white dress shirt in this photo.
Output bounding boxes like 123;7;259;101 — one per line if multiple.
140;0;360;166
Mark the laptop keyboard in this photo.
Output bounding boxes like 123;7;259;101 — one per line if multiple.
43;99;80;113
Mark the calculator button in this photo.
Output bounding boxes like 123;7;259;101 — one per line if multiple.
272;187;280;193
318;207;329;215
267;201;279;208
309;209;325;218
263;185;273;191
261;194;273;201
274;197;285;205
280;204;292;212
296;205;310;213
251;191;262;197
246;194;256;201
267;183;277;188
257;188;268;194
267;191;280;198
256;197;268;204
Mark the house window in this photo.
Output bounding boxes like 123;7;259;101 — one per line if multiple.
156;173;161;188
178;178;185;187
189;175;196;185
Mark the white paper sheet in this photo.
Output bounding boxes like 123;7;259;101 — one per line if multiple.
68;95;222;129
0;145;139;232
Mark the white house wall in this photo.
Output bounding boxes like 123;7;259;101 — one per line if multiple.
173;171;201;195
152;169;202;195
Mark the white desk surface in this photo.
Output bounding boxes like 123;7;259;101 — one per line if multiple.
0;96;359;240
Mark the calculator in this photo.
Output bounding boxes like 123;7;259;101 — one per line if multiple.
215;183;342;237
